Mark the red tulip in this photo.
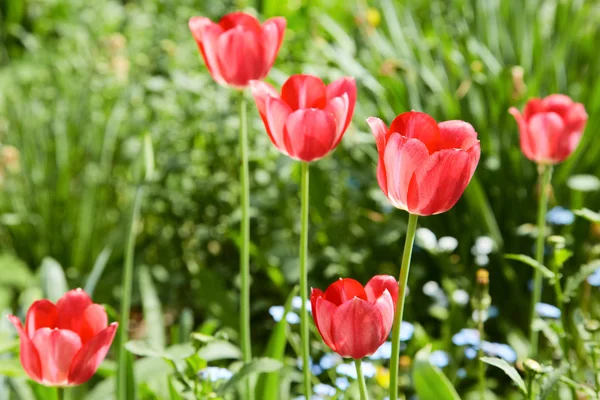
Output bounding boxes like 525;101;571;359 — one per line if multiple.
250;74;356;162
188;12;286;88
8;289;118;387
509;94;588;164
367;111;480;216
310;275;397;359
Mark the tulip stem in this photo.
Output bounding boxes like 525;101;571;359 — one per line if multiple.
355;358;370;400
529;164;553;357
239;92;253;400
299;161;311;399
389;213;419;400
116;185;144;400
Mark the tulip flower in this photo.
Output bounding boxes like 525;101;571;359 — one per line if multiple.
250;74;357;162
8;289;117;387
367;111;480;216
509;94;588;164
188;12;286;88
311;275;398;359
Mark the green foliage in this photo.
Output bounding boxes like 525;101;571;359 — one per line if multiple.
413;346;461;400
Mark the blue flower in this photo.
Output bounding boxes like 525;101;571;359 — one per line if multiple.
452;328;480;346
314;383;336;397
297;357;322;375
457;368;467;379
429;350;449;368
198;367;233;382
335;377;350;390
546;206;575;226
269;306;300;324
464;347;477;360
587;268;600;286
369;341;392;360
481;342;517;363
535;302;561;319
292;296;312;313
319;353;342;370
400;321;414;341
335;362;376;379
488;305;499;318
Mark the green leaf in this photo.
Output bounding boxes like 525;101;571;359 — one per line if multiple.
540;363;569;399
139;266;166;349
0;254;33;288
39;257;68;302
574;208;600;223
481;357;526;395
125;340;163;358
217;358;283;395
532;319;560;351
168;377;183;400
84;246;112;297
0;358;27;377
197;340;242;362
163;343;195;361
256;286;299;400
553;248;572;268
412;346;461;400
563;260;600;302
505;254;555;279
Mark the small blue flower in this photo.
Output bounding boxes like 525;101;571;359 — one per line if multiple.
336;361;376;379
400;321;414;341
319;353;342;370
369;341;392;360
587;268;600;286
488;305;499;318
452;289;469;306
298;357;321;376
457;368;467;379
464;347;477;360
429;350;450;368
546;206;575;226
269;306;300;324
292;296;312;313
452;328;480;346
535;302;561;319
198;367;233;382
481;342;517;363
314;383;336;397
335;377;350;390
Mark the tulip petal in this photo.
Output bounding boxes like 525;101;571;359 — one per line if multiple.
372;289;395;341
7;315;43;383
265;96;293;153
32;328;82;385
217;28;263;87
528;112;565;163
314;297;338;351
78;304;109;345
188;17;225;85
383;133;429;211
283;109;337;162
389;111;440;154
565;102;588;134
281;75;327;110
366;117;388;156
330;298;386;359
324;278;368;306
250;80;279;119
523;98;543;121
56;289;93;336
25;300;58;337
413;148;474;215
542;94;574;118
509;106;536;162
218;11;262;33
261;17;286;75
365;275;398;305
325;93;350;145
327;77;356;133
68;323;118;385
437;120;479;151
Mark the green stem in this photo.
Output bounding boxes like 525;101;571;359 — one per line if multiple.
299;162;311;399
117;185;144;400
592;347;600;398
389;213;419;400
239;93;253;400
355;358;370;400
477;304;486;399
527;374;535;400
57;387;63;400
529;164;553;357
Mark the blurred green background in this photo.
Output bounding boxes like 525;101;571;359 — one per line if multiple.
1;0;599;397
